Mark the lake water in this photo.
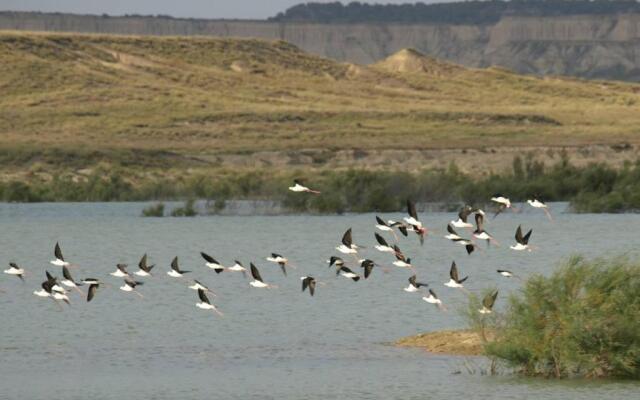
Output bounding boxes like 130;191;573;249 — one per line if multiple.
0;202;638;399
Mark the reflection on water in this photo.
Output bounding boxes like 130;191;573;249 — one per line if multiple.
0;202;638;399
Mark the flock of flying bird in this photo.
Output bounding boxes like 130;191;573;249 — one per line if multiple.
2;179;552;317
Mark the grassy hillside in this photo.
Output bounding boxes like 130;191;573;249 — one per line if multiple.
1;31;640;206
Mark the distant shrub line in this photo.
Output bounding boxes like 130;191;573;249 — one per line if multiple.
2;155;640;213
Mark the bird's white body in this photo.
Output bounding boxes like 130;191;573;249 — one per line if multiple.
228;263;246;272
374;245;395;253
393;260;412;268
403;217;422;228
451;219;472;228
423;295;442;305
52;284;65;293
478;307;492;314
266;256;287;264
189;282;207;291
510;243;530;251
205;262;224;271
474;232;492;241
498;271;513;277
134;270;151;277
527;199;547;209
491;197;511;207
50;259;69;267
110;270;128;278
376;224;393;232
336;245;357;255
61;279;77;288
340;271;358;279
33;289;50;298
404;285;419;293
288;183;309;192
167;270;183;278
249;280;269;288
4;267;24;276
445;279;464;288
445;233;462;240
52;292;69;302
196;302;218;310
120;284;133;292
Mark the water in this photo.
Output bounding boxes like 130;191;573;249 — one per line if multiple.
0;202;638;399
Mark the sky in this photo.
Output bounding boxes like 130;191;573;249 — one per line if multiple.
0;0;452;20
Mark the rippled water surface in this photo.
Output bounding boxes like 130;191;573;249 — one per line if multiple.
1;202;638;399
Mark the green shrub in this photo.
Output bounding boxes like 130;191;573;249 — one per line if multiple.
481;256;640;378
141;202;164;217
171;199;197;217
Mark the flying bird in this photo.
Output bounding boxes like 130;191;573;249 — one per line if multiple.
134;254;155;277
479;290;499;314
301;276;316;296
50;242;71;267
360;259;377;279
167;257;190;278
3;262;25;281
374;233;395;254
86;282;101;302
196;289;223;315
491;195;514;218
228;260;248;277
288;179;320;194
422;289;444;310
527;197;553;221
249;263;275;288
336;228;362;255
375;216;399;240
110;264;130;278
404;200;427;245
120;276;144;298
404;274;428;292
392;245;413;270
61;266;83;294
444;261;468;289
201;252;225;274
450;206;474;229
337;266;360;282
510;225;533;251
266;253;293;276
473;213;498;245
189;279;216;296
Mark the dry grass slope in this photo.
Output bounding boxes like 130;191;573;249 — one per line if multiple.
1;30;640;184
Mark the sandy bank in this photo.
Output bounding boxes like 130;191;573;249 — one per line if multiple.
396;329;488;356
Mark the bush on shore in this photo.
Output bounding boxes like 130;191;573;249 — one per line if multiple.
479;256;640;378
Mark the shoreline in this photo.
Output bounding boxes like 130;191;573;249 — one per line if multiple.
395;330;486;356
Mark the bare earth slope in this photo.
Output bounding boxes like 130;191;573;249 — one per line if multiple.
1;31;640;182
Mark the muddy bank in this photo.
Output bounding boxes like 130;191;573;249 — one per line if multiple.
396;330;489;356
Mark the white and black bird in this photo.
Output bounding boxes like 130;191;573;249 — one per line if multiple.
301;276;316;296
451;206;474;229
422;289;444;309
228;260;247;277
404;200;427;245
337;266;360;282
50;242;71;267
444;261;468;288
375;216;399;240
196;288;223;315
249;263;275;288
388;220;409;237
61;266;83;294
167;257;190;278
120;276;144;298
4;262;25;281
510;225;533;252
134;254;155;277
336;228;362;255
445;224;463;241
110;263;130;278
473;213;497;245
288;179;320;194
479;290;499;314
527;196;553;221
446;225;477;255
34;279;70;305
360;259;378;279
266;253;292;276
392;245;413;270
189;279;216;296
201;252;225;274
497;269;518;279
45;270;65;293
491;195;513;218
86;281;102;302
374;233;395;254
404;274;428;292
